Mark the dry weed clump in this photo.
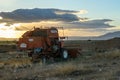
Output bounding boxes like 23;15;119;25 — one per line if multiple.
105;49;120;59
36;61;95;77
93;49;120;59
48;62;83;76
0;62;5;69
20;62;85;77
1;61;95;80
2;58;32;69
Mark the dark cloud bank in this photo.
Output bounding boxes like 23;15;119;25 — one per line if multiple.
0;8;79;23
68;19;114;28
0;8;115;29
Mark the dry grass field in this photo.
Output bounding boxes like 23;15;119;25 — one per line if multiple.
0;38;120;80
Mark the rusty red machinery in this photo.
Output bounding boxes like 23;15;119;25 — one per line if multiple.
17;27;80;62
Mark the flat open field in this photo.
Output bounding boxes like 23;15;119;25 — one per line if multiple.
0;38;120;80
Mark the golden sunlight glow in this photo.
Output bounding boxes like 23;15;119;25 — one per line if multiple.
0;30;16;38
0;23;23;38
20;21;62;29
0;16;3;20
0;21;107;38
58;29;102;37
0;30;25;38
20;22;104;37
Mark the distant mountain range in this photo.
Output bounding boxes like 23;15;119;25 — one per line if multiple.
0;31;120;41
97;31;120;40
67;31;120;40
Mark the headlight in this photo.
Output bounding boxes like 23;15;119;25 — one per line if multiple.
20;43;27;48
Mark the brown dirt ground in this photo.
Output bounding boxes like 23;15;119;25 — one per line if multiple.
0;38;120;80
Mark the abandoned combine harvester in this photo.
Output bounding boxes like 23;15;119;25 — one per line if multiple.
17;27;80;62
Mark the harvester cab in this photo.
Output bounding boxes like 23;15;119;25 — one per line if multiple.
17;27;68;61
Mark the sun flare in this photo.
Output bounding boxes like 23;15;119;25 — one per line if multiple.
0;30;16;38
0;23;24;38
0;16;3;20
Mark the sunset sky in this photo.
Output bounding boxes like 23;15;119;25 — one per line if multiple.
0;0;120;38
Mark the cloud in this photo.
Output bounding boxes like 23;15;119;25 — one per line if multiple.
66;19;114;29
0;8;81;25
0;8;115;32
73;10;88;15
54;9;88;15
11;19;114;31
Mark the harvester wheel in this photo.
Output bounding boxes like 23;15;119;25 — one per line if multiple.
61;49;69;60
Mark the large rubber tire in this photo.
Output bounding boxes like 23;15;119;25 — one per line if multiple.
61;49;69;60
